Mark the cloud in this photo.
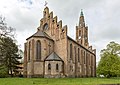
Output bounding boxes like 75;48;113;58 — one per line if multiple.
18;0;33;5
0;0;45;50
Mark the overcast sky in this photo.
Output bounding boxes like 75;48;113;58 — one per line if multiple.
0;0;120;62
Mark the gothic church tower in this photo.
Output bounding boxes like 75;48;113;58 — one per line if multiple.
76;10;89;48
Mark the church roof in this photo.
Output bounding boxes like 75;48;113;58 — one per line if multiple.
45;52;63;61
26;30;53;40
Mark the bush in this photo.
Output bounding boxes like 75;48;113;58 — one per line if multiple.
0;65;8;78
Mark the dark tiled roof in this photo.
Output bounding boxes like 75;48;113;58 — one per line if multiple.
45;52;63;61
26;30;53;40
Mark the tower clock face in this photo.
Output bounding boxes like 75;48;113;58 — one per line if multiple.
43;23;48;30
78;36;81;39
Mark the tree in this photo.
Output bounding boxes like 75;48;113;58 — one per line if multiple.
0;16;15;38
0;16;22;77
0;37;22;77
97;41;120;77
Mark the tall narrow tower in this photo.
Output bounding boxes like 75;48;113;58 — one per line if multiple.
76;10;89;47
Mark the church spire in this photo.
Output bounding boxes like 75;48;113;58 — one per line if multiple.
79;9;85;27
80;9;84;16
77;9;89;47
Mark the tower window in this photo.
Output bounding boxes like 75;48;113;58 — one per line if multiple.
79;30;81;36
48;63;51;70
36;40;41;60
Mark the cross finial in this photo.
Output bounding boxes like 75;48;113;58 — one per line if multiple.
44;1;48;7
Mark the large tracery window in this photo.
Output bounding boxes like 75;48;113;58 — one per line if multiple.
36;40;41;60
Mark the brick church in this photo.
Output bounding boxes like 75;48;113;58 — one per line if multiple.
23;7;96;78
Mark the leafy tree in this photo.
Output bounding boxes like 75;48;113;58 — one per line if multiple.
97;41;120;77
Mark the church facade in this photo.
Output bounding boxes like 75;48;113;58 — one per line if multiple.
23;7;96;78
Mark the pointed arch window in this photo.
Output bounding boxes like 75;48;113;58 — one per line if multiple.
70;43;72;60
84;51;86;64
36;40;41;60
28;41;31;61
74;46;76;62
78;48;80;62
48;63;51;70
43;23;48;30
56;64;59;71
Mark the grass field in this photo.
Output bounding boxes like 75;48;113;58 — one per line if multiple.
0;77;120;85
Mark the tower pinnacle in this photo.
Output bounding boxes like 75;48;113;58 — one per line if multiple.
79;9;85;27
80;9;84;16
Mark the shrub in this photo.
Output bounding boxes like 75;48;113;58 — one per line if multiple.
0;65;8;78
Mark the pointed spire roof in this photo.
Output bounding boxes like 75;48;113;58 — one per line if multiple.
80;9;84;16
79;9;85;27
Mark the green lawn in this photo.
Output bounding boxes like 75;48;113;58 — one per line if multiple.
0;78;120;85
